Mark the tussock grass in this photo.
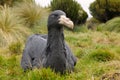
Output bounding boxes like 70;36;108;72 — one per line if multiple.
97;17;120;32
14;1;44;28
0;6;31;47
105;17;120;32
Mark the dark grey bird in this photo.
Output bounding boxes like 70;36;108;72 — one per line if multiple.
21;10;77;74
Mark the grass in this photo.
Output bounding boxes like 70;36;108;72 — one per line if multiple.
8;41;23;54
0;5;31;47
97;17;120;32
14;1;45;28
0;28;120;80
0;3;120;80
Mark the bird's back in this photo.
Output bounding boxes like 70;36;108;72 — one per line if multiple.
21;34;47;70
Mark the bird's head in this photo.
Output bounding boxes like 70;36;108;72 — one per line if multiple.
48;10;74;30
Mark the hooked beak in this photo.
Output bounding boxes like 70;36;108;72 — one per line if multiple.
58;15;74;29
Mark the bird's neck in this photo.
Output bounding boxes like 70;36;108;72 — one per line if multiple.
47;28;66;54
45;27;67;73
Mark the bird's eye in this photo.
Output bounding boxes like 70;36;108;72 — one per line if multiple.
54;14;58;17
51;14;58;18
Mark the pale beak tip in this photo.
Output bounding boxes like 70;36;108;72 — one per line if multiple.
71;22;74;29
59;15;74;29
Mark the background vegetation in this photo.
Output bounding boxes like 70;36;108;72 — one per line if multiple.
51;0;88;24
0;5;31;47
0;0;120;80
89;0;120;22
0;0;34;6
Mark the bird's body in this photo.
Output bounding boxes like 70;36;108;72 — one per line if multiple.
21;10;77;74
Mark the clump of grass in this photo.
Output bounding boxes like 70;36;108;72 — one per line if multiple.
14;1;44;28
24;68;64;80
97;17;120;32
104;17;120;32
8;41;22;54
88;49;115;62
0;5;31;47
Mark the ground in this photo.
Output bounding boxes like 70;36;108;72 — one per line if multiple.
0;28;120;80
